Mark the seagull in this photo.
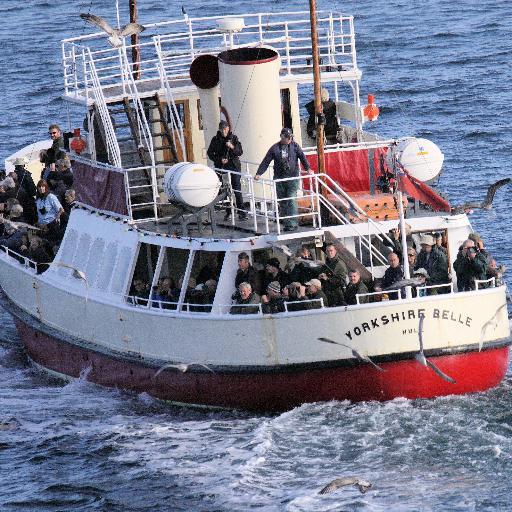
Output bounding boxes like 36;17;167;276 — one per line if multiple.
318;337;385;372
415;316;456;383
451;178;510;214
80;13;146;48
319;476;372;495
270;243;323;269
0;218;40;232
479;303;507;351
153;362;214;378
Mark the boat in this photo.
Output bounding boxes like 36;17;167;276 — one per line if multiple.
0;5;509;411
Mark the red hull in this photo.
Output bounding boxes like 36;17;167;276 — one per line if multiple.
12;317;510;412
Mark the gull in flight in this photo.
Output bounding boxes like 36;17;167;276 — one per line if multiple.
318;337;385;372
451;178;510;214
153;362;214;378
80;13;146;48
319;476;372;495
415;316;455;383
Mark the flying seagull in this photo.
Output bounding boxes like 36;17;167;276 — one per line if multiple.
80;13;146;48
451;178;510;214
319;476;372;495
318;337;385;372
415;316;456;383
153;362;214;378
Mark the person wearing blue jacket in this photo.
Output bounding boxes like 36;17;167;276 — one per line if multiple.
254;128;312;231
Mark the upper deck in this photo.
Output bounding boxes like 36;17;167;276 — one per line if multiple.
62;10;361;105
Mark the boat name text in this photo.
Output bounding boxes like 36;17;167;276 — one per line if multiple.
345;308;472;340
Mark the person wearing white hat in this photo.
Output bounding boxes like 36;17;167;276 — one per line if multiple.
415;233;449;293
305;278;329;309
12;157;37;225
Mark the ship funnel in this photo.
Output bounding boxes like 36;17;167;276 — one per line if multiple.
218;47;282;178
190;54;221;159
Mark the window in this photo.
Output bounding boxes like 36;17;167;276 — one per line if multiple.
128;242;160;302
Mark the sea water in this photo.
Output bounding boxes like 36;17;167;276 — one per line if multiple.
1;0;511;510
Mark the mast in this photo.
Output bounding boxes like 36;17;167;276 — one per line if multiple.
129;0;141;80
309;0;325;174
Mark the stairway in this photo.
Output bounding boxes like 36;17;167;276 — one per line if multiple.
92;93;182;220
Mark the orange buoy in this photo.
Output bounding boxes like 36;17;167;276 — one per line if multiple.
70;128;87;155
363;94;379;122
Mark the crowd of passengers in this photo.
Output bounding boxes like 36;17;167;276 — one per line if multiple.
130;226;506;315
0;124;76;272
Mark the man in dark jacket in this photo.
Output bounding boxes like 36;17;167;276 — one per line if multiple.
207;120;247;219
383;252;404;299
453;239;487;291
261;281;286;314
254;128;312;231
305;278;328;308
415;234;449;294
345;270;369;305
13;157;37;225
234;252;259;293
318;243;347;306
230;282;261;315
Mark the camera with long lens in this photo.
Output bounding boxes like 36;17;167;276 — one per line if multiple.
39;206;47;215
281;158;290;174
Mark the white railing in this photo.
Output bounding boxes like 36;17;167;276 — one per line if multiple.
416;282;454;295
475;277;496;290
86;49;122;167
0;246;39;272
356;289;401;304
154;38;186;157
62;11;357;100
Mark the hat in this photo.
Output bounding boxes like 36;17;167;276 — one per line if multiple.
433;232;443;239
0;177;15;189
305;278;322;288
413;268;429;278
218;120;229;130
266;257;281;270
419;234;434;246
9;204;23;218
280;127;293;138
267;281;281;294
14;156;28;166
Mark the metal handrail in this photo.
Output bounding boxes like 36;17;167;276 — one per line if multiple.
62;11;357;99
416;282;454;295
356;289;400;304
0;246;39;272
475;277;496;290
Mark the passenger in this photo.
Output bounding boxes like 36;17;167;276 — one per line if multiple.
411;268;429;297
0;176;16;201
305;88;339;142
261;281;286;314
414;234;449;294
345;270;369;305
283;281;312;312
0;223;25;253
382;252;404;299
234;252;258;293
35;180;64;244
468;233;491;264
44;124;65;172
384;227;403;262
61;189;76;229
207;120;247;220
129;278;150;306
263;257;289;291
195;252;221;285
433;232;447;255
230;282;261;315
487;259;506;287
305;278;328;308
454;239;487;291
26;236;53;274
12;157;37;225
318;243;347;307
151;277;176;308
254;127;312;232
47;156;74;204
8;204;29;224
288;246;316;285
407;247;417;270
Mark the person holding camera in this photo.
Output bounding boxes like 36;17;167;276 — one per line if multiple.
207;120;247;220
254;128;312;232
414;234;449;294
35;180;64;244
453;238;487;291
